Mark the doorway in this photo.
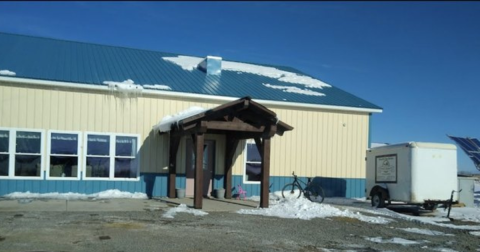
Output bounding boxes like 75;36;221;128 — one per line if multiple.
185;139;215;197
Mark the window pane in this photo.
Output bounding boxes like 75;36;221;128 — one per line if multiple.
247;144;261;162
87;135;109;156
114;158;137;178
86;157;109;177
50;156;78;177
0;130;8;152
0;154;8;176
51;133;78;155
246;163;261;182
16;132;41;154
14;155;41;177
116;136;136;157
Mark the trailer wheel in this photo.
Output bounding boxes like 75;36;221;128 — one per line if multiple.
371;191;386;208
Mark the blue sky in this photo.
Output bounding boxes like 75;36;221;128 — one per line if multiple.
1;1;479;173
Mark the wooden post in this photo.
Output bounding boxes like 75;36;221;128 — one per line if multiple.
224;135;239;199
194;133;205;209
260;137;271;208
168;135;181;198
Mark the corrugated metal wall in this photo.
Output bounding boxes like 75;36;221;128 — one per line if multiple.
231;107;370;179
0;82;370;196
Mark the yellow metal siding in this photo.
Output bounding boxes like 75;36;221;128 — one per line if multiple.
230;107;369;179
0;82;369;179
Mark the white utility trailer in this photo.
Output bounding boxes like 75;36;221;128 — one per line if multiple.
366;142;458;209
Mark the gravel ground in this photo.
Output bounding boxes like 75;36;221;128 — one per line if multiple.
0;208;479;252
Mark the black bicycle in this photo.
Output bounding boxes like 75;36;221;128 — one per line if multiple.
282;171;325;203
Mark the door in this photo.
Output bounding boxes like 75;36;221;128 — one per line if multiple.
185;139;215;197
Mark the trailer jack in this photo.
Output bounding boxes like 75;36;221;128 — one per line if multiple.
445;189;462;221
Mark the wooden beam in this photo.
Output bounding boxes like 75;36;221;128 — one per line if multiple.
206;121;265;132
260;137;271;208
168;135;181;198
194;133;205;209
224;135;239;199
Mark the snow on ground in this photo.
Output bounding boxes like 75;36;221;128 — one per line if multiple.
153;106;207;132
162;204;208;219
3;189;148;200
239;191;392;224
243;185;480;232
398;227;454;236
364;237;421;246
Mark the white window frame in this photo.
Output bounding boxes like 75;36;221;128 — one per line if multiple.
0;127;45;180
46;130;82;180
83;132;140;181
243;139;261;184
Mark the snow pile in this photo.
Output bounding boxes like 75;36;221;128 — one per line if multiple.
263;83;325;96
162;55;331;92
0;69;16;76
162;204;208;219
238;196;392;223
398;228;453;236
103;79;144;95
153;106;207;133
4;189;148;200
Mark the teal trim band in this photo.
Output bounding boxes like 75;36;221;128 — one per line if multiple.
1;174;365;199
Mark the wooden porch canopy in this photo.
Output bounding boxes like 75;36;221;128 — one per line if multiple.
165;96;293;209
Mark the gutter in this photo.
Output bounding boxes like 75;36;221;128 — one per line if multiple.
0;76;383;114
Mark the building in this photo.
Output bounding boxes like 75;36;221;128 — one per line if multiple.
0;32;382;207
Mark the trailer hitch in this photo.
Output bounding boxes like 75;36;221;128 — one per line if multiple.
445;189;462;221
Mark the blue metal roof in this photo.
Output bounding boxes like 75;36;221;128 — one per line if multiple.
0;32;381;111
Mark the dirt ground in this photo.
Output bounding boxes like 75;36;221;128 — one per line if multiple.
0;207;479;252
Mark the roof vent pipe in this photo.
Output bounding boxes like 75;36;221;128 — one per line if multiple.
198;56;222;75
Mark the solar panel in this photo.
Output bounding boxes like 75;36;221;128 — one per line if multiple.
448;135;480;171
448;136;477;153
468;138;480;149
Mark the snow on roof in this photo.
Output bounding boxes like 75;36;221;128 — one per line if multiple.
153;106;207;133
263;83;325;96
103;79;144;94
0;69;16;76
162;55;331;90
103;79;173;93
143;84;172;90
162;55;202;71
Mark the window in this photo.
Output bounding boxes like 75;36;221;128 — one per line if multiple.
0;130;9;176
47;131;81;179
244;141;261;183
0;128;44;179
84;133;139;180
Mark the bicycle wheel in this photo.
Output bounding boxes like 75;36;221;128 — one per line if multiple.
306;184;325;203
282;183;302;199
